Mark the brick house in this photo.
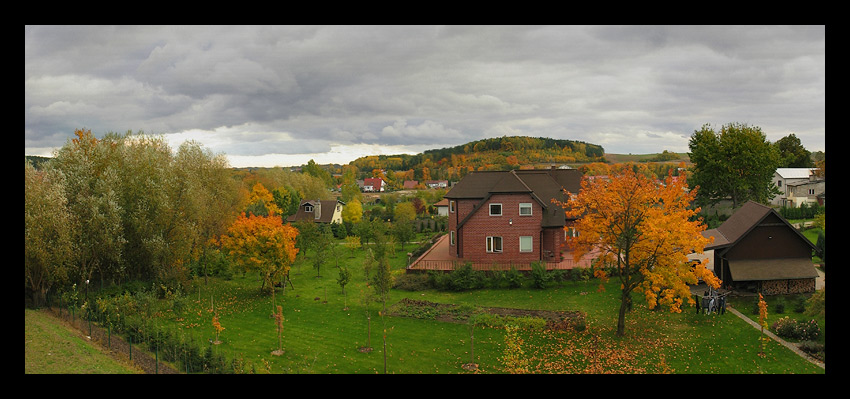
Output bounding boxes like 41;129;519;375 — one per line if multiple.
702;201;820;294
444;168;582;263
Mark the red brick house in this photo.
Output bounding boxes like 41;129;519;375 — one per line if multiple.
444;168;583;264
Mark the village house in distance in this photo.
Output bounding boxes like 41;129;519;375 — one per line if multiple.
286;199;345;224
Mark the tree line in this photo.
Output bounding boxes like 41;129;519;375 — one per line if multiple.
25;129;245;307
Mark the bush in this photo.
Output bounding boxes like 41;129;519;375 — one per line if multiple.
429;263;485;291
772;316;821;341
530;262;553;289
798;341;825;361
505;267;523;289
393;273;432;291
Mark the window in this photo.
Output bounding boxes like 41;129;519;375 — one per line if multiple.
450;231;455;246
486;236;502;253
519;203;532;216
489;203;502;216
305;204;313;212
519;236;533;252
449;200;455;213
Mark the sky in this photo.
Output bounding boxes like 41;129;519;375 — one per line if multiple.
25;25;826;168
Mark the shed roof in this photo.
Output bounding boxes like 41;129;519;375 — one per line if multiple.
727;258;819;281
702;200;818;254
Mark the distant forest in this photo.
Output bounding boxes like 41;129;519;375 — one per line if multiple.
350;136;605;182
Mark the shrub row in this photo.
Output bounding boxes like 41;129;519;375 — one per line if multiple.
771;316;821;342
395;263;602;292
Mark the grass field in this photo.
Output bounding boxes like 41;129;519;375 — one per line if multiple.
25;309;141;374
27;232;825;374
138;234;823;374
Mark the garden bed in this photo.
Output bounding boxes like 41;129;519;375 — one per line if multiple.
387;298;585;331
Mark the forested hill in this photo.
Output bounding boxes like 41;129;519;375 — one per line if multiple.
350;136;605;181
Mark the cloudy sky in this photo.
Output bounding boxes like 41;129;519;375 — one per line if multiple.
25;25;825;168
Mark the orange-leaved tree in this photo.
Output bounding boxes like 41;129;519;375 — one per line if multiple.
220;212;299;293
556;163;721;336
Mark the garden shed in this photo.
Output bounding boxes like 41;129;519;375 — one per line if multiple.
702;201;820;295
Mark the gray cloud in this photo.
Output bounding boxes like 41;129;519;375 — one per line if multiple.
25;25;825;167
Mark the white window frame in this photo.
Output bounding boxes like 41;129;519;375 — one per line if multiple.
486;236;503;253
489;203;502;216
305;204;313;212
449;200;455;213
519;203;533;216
519;236;533;253
450;231;455;246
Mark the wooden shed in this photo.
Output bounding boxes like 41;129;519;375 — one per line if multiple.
702;201;820;295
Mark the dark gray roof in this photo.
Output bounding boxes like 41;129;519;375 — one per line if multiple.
727;258;819;281
445;168;583;228
445;169;582;199
702;201;772;250
702;200;817;254
286;199;343;223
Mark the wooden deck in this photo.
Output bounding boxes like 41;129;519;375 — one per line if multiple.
406;234;597;272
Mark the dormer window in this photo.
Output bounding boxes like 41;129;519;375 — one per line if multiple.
305;204;313;212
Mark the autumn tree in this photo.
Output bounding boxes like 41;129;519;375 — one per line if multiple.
212;312;224;344
342;198;363;224
558;163;721;337
220;212;299;293
246;182;282;217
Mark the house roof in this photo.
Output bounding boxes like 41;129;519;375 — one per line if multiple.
445;168;583;228
775;168;815;179
727;258;819;282
434;198;449;207
364;178;383;188
702;200;818;254
445;169;582;199
286;199;344;223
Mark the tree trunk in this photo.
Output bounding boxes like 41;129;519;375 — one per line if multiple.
617;291;629;337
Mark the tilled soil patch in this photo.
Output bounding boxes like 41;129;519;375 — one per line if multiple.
388;298;585;331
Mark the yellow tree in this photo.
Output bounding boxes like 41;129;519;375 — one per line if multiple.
220;212;299;293
557;163;720;336
247;182;282;216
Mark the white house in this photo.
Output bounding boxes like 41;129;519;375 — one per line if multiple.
433;198;449;216
771;168;817;207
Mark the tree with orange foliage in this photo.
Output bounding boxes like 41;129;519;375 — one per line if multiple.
247;182;282;217
557;163;721;336
220;212;299;293
212;313;224;344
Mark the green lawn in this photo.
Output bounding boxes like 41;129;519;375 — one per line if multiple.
25;309;141;374
133;234;823;374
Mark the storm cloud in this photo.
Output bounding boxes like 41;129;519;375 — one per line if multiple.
25;25;825;167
